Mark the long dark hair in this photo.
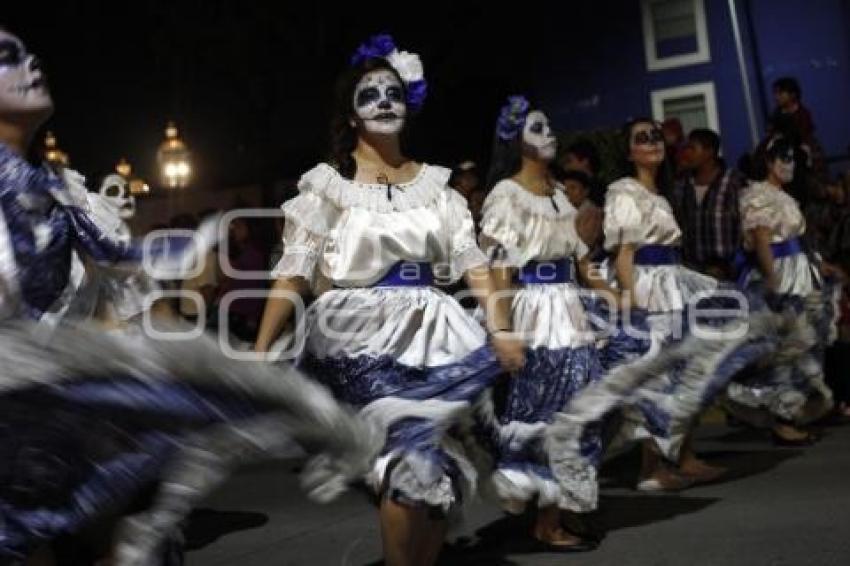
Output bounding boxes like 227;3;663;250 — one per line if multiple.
620;117;675;200
328;58;408;180
485;130;524;191
485;101;549;190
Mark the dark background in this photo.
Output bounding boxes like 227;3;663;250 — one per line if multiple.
5;1;557;188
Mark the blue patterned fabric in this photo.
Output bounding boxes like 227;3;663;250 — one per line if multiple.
298;345;501;506
581;286;774;454
0;377;270;560
497;345;603;474
298;345;500;406
0;144;195;319
731;277;838;411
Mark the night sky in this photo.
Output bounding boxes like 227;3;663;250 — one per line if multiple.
6;1;555;189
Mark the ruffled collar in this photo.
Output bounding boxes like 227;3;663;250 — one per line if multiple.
489;178;574;218
298;162;452;212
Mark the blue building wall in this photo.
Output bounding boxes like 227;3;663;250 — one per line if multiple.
536;0;850;167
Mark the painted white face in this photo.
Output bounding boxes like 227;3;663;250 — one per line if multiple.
352;69;406;135
99;174;136;219
0;30;53;116
522;110;556;161
771;151;795;184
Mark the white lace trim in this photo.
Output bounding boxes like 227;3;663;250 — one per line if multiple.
297;162;453;213
485;179;574;218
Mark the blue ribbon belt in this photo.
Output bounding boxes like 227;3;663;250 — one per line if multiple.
734;237;803;287
374;261;434;287
517;258;574;284
633;245;682;266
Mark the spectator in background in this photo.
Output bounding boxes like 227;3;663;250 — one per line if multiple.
671;128;744;280
215;217;268;342
449;160;481;200
560;138;605;205
768;77;827;183
770;77;815;145
555;168;603;251
179;211;220;325
822;179;850;421
661;117;688;178
467;188;486;230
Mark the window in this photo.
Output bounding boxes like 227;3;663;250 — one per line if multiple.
642;0;711;70
651;82;719;134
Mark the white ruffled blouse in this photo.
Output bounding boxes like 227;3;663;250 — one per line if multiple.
479;178;587;266
739;181;818;295
603;177;715;312
272;163;487;288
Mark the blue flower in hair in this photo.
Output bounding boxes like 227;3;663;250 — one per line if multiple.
496;95;531;141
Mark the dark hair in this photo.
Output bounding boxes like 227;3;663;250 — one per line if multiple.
773;77;802;100
565;138;600;175
751;135;797;181
328;58;408;179
555;168;591;189
688;128;721;157
620;117;674;197
485;122;525;190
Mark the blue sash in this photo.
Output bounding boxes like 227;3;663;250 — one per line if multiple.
517;258;574;284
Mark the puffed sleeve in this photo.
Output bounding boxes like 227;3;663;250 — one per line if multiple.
740;185;778;233
442;188;487;280
603;180;644;250
479;180;522;266
271;165;340;284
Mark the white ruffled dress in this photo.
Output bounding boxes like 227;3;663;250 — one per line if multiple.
726;181;835;421
549;178;775;464
273;162;502;512
478;179;602;512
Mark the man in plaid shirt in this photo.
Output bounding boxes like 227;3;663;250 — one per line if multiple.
671;129;745;280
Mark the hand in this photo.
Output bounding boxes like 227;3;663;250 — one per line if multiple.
491;332;526;373
820;262;845;282
765;273;781;294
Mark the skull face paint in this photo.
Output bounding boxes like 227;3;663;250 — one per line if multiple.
99;174;136;219
522;110;556;161
771;151;795;184
352;69;406;135
0;30;53;115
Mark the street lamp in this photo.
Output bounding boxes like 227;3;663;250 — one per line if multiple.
43;131;70;167
157;121;192;189
116;157;150;196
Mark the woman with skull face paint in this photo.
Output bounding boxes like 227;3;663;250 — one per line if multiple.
254;35;525;566
547;119;780;493
477;95;607;551
0;29;383;566
725;135;839;444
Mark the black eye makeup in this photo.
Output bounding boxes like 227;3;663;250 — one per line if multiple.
386;86;403;102
355;86;380;108
0;40;23;67
530;122;544;134
632;129;664;145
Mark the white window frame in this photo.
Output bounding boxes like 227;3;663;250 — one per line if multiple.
650;81;720;134
641;0;711;71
